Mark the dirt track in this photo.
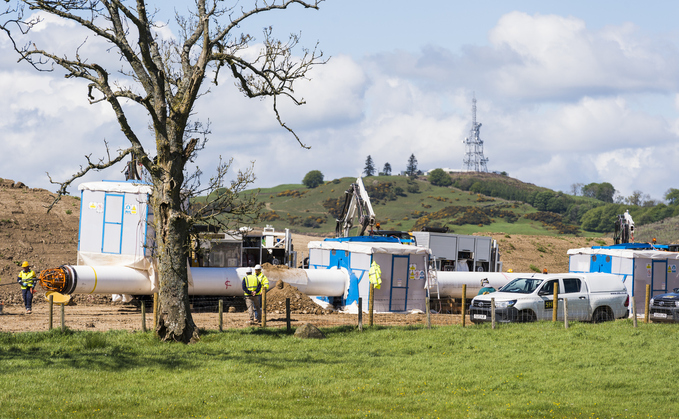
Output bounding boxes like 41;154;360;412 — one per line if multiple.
0;302;464;333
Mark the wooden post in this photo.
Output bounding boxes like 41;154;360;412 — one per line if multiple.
218;299;224;332
632;297;637;328
358;297;363;332
552;283;559;322
153;292;158;329
426;296;431;329
563;298;569;329
141;300;146;332
644;284;650;324
462;284;467;327
48;294;53;331
491;297;496;329
368;283;374;327
60;303;65;332
262;289;267;328
286;298;291;332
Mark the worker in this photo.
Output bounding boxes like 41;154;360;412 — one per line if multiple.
17;261;36;314
254;264;269;293
368;260;382;290
242;268;261;324
478;278;496;295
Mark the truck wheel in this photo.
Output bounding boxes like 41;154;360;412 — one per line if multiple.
518;310;536;322
592;308;612;323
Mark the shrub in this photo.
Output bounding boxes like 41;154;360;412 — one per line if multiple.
302;170;324;188
428;168;452;187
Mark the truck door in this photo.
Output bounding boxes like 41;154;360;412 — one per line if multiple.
536;279;559;320
562;277;590;321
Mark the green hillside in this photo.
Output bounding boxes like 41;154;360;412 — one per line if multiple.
250;175;584;236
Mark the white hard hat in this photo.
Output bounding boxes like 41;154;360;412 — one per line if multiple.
254;264;262;270
246;268;252;274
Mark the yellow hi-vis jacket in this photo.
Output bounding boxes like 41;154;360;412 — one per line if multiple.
18;270;36;289
255;272;269;295
242;274;261;296
368;261;382;289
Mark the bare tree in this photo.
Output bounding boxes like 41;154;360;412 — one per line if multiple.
1;1;325;343
569;183;583;196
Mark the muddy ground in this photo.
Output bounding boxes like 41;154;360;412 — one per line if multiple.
0;178;612;332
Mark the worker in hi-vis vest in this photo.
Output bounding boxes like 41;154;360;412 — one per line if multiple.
368;261;382;290
242;268;262;324
17;261;36;314
254;264;269;294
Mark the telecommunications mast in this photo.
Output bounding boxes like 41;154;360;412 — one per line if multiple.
462;96;489;172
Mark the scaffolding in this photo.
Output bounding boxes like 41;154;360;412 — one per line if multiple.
462;96;489;172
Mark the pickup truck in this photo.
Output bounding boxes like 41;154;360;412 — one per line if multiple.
469;273;629;323
649;288;679;323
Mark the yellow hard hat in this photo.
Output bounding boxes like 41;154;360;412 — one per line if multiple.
21;261;29;267
507;268;513;273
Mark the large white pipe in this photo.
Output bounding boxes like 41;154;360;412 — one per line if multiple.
46;265;348;297
431;271;526;298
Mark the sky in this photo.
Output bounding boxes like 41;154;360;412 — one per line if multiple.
2;0;679;202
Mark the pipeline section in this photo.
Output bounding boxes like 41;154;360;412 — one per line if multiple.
39;265;347;297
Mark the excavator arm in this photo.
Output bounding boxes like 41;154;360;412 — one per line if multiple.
335;177;376;237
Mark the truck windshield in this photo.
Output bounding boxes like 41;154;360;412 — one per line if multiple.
499;278;543;294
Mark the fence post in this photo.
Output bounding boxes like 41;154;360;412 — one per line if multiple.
426;296;431;329
262;289;267;328
563;298;569;329
358;297;363;332
48;294;54;331
462;284;467;327
552;283;559;322
644;284;650;324
153;292;158;330
141;300;146;332
491;297;496;329
218;299;224;332
632;297;637;328
60;303;65;332
369;283;374;327
286;298;291;332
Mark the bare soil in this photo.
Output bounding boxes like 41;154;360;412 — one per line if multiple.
0;178;611;332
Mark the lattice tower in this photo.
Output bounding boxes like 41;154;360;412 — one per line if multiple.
462;96;489;172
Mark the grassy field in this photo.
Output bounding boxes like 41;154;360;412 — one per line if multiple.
1;320;677;418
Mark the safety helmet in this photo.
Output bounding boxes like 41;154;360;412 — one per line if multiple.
254;264;262;270
246;268;252;274
21;261;29;268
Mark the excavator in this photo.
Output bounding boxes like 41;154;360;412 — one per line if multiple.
614;210;635;245
335;177;376;237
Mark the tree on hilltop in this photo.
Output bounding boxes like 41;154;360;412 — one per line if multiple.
303;170;324;188
406;154;418;179
1;0;325;343
363;155;375;177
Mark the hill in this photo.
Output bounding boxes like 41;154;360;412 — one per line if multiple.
253;175;585;236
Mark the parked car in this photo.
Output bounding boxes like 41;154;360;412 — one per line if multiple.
649;288;679;323
469;273;629;324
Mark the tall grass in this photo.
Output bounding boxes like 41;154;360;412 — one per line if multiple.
1;321;677;418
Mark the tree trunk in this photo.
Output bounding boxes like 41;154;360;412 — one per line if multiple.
152;165;199;343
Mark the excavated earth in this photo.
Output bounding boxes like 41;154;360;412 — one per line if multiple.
0;178;612;332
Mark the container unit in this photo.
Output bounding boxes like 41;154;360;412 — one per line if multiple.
307;236;431;313
77;181;154;267
411;232;501;273
568;243;679;314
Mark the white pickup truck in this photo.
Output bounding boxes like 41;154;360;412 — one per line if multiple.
469;273;629;323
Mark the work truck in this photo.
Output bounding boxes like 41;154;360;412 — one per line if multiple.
469;273;629;323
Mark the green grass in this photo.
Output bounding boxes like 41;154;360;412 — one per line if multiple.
1;321;677;418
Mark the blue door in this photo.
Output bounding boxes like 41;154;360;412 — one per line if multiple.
102;193;124;254
590;254;612;273
389;255;410;311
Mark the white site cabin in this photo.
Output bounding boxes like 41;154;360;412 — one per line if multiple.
307;237;431;313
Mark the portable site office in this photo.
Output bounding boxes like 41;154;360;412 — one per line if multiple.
568;243;679;314
77;181;154;267
307;237;430;313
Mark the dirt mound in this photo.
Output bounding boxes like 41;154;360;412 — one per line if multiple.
0;178;80;306
265;281;329;315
